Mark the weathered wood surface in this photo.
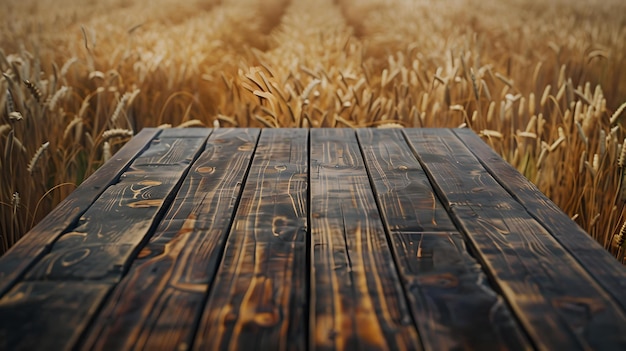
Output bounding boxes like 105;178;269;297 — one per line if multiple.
405;128;626;350
455;128;626;312
0;282;111;351
356;129;455;233
357;128;531;350
194;129;308;350
310;128;421;350
1;128;626;351
25;128;211;281
81;128;259;351
0;128;210;351
0;128;160;296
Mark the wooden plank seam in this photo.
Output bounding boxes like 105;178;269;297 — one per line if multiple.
453;128;626;313
184;129;263;351
354;129;421;337
403;128;626;350
0;128;164;297
356;128;531;350
79;128;261;351
0;128;213;351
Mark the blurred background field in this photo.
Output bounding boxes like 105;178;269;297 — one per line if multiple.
1;0;626;260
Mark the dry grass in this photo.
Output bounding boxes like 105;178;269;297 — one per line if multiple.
1;0;626;261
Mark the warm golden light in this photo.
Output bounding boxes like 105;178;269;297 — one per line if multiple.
1;0;625;259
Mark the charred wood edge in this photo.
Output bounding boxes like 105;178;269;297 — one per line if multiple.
453;127;626;315
401;128;539;350
185;129;262;350
73;128;215;348
306;128;311;351
354;129;424;349
0;128;162;297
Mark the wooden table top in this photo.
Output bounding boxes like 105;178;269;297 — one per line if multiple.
1;128;626;351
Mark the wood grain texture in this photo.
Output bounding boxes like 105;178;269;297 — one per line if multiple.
0;128;160;296
25;128;211;282
356;128;455;232
3;128;626;351
405;128;626;350
0;281;111;351
403;129;525;212
194;129;308;351
81;128;259;351
454;128;626;313
389;232;530;351
310;128;421;351
357;126;529;350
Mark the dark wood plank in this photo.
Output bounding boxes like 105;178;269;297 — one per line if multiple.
389;232;530;350
356;128;456;232
455;128;626;312
404;130;525;211
405;128;626;350
81;128;259;351
357;127;529;350
310;128;421;351
0;282;111;351
0;128;160;296
25;128;211;281
193;129;308;351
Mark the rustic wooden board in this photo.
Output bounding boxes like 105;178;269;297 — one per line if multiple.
194;129;308;351
403;129;524;211
389;232;531;351
357;126;529;350
3;127;626;350
455;128;626;313
405;128;626;350
81;128;259;351
0;128;160;296
25;128;211;281
0;281;111;351
356;128;455;232
310;128;421;351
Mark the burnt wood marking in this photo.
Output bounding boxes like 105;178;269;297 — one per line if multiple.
455;128;626;313
81;128;259;351
357;128;530;350
0;129;210;351
390;232;531;351
193;129;308;351
0;282;111;351
25;128;211;281
405;128;626;350
310;128;421;351
1;128;626;350
0;128;160;296
356;128;455;232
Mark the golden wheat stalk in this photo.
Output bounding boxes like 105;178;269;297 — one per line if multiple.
48;86;69;111
610;102;626;125
102;128;134;140
27;141;50;175
176;119;206;128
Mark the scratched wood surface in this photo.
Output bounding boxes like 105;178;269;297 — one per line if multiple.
405;128;626;350
194;129;309;350
81;128;259;351
0;128;210;350
310;128;421;350
454;128;626;312
1;128;626;351
0;128;160;296
357;128;531;351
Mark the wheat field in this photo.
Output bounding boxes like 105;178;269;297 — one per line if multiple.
1;0;626;260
